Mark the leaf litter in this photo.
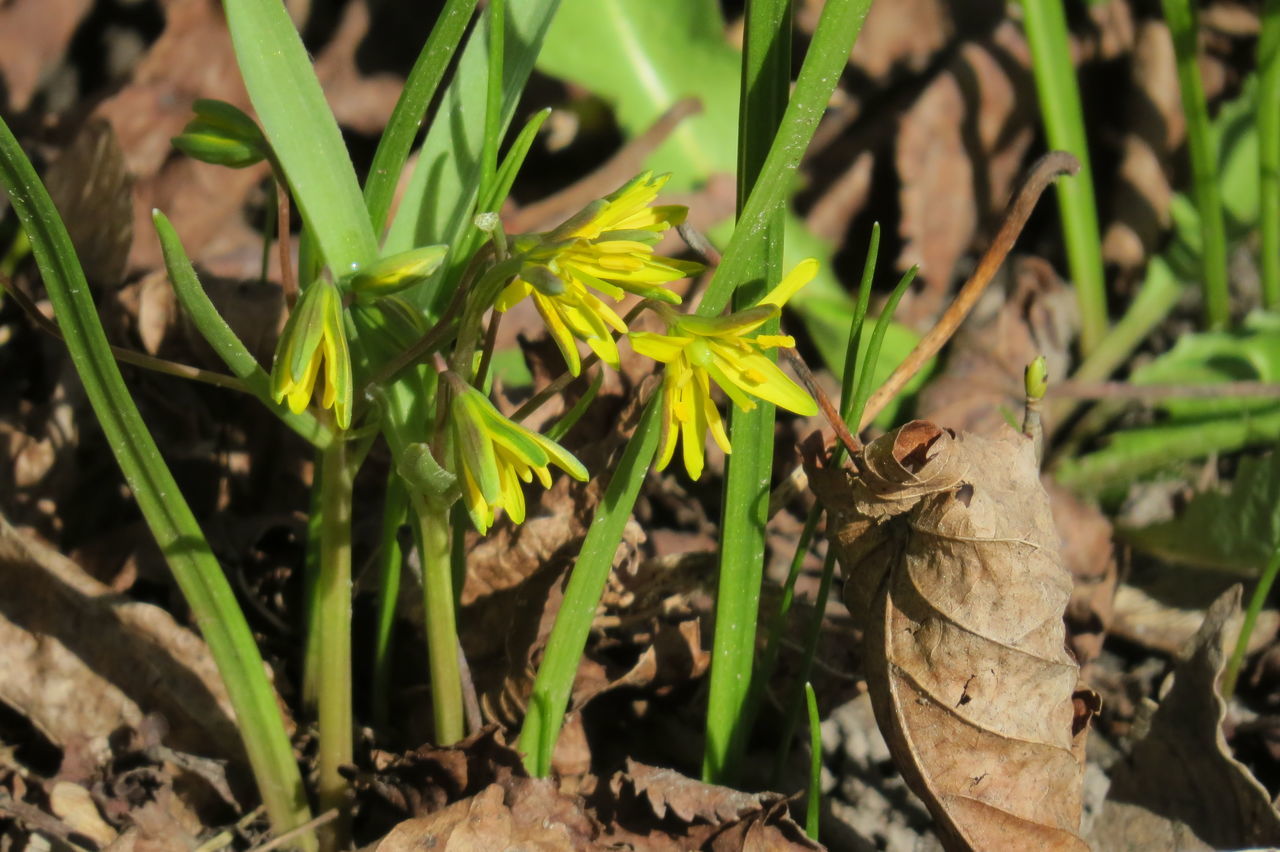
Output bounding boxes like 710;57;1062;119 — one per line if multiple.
4;0;1280;849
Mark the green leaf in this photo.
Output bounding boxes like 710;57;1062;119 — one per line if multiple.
1057;311;1280;493
0;115;314;847
222;0;377;275
1122;450;1280;575
384;0;560;261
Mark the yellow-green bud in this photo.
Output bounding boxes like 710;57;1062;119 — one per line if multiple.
1025;355;1049;401
171;99;268;168
349;245;448;299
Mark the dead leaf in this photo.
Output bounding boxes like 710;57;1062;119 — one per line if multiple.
49;780;117;847
1045;479;1118;668
895;21;1036;324
43;119;135;289
0;513;271;764
1092;586;1280;849
809;421;1089;851
374;782;584;852
1111;579;1280;657
0;0;93;111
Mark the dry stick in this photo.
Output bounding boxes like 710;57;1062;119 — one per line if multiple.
783;347;860;457
1049;380;1280;400
273;165;298;309
768;150;1080;515
247;809;340;852
1;272;248;392
506;98;704;234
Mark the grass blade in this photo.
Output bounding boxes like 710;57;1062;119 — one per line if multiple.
0;116;314;848
1260;0;1280;308
1019;0;1108;353
703;0;792;786
364;0;479;236
1162;0;1230;328
804;681;822;840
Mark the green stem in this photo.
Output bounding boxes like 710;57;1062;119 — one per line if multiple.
315;431;354;849
1019;0;1108;353
410;491;465;744
1259;0;1280;309
1223;545;1280;698
1162;0;1231;329
373;476;409;733
703;0;792;787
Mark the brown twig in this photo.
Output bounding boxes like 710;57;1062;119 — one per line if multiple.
1049;380;1280;400
783;347;860;457
274;168;298;309
857;151;1079;431
246;808;339;852
766;152;1078;517
1;273;248;392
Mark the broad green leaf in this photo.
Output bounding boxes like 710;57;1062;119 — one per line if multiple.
1122;450;1280;575
222;0;377;276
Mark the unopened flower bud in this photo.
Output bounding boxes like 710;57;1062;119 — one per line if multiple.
171;99;268;168
349;245;448;299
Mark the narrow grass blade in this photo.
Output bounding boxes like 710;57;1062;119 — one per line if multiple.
0;116;314;847
1162;0;1230;328
364;0;479;236
373;476;409;731
1224;544;1280;697
1260;0;1280;308
703;0;792;786
697;0;873;318
1019;0;1108;353
804;681;822;840
480;0;505;198
152;211;330;448
518;401;661;775
222;0;378;275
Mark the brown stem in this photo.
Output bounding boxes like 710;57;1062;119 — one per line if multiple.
275;169;298;308
857;151;1079;431
782;347;859;457
1050;380;1280;400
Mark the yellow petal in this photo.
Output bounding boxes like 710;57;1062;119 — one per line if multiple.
532;292;582;376
709;344;817;415
697;369;731;453
628;332;690;363
653;375;680;473
759;258;819;308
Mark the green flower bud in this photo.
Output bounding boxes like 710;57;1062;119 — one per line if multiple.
349;245;448;299
269;279;353;428
1025;355;1049;401
171;99;269;168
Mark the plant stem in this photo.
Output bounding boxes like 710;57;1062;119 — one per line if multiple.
704;0;791;785
1019;0;1108;354
1162;0;1231;328
1259;0;1280;308
373;476;408;733
1224;545;1280;698
410;491;465;744
315;430;354;849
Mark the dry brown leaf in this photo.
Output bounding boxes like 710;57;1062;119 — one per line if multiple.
1092;587;1280;849
0;513;268;763
374;782;586;852
895;21;1035;323
43;119;134;289
809;421;1089;851
0;0;93;111
1045;479;1118;668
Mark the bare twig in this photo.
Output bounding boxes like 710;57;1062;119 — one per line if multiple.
1049;380;1280;400
783;348;859;457
857;151;1079;430
246;808;339;852
1;273;248;392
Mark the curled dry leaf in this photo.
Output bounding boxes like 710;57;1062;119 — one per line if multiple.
808;420;1090;851
1093;586;1280;850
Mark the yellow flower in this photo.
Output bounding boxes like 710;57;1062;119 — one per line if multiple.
495;172;703;376
628;259;820;480
444;373;588;533
270;278;353;428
